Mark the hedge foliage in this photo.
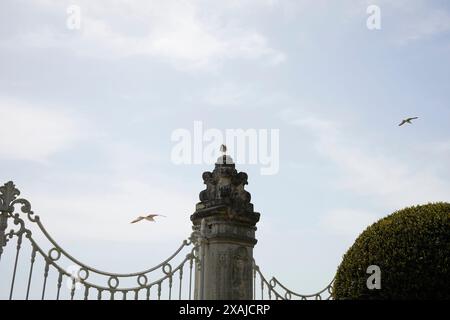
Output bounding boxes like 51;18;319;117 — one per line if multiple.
332;202;450;300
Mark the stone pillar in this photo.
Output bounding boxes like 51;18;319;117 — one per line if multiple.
191;155;260;300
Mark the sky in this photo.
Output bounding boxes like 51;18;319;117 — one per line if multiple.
1;0;450;295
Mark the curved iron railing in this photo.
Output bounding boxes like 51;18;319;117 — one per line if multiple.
252;262;334;300
1;181;334;300
0;181;199;300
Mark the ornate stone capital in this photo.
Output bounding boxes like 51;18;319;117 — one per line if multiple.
191;155;260;226
0;181;20;212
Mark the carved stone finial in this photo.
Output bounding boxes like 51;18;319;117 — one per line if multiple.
0;181;20;212
192;155;259;225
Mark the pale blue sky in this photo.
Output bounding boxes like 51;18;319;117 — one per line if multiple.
1;0;450;294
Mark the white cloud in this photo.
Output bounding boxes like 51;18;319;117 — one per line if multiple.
200;83;292;109
27;175;195;243
392;5;450;44
9;0;285;71
360;0;450;44
281;108;450;209
319;208;379;237
429;141;450;154
202;83;251;107
103;140;166;174
0;97;86;162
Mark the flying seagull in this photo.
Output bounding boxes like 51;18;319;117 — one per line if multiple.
398;117;418;126
220;144;227;154
130;214;166;224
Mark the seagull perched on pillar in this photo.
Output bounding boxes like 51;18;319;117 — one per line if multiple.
130;214;166;224
220;144;227;154
398;117;418;126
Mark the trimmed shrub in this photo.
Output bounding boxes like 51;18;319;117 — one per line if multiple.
332;202;450;300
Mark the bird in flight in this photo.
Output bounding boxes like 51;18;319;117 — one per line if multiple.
130;214;166;224
398;117;419;126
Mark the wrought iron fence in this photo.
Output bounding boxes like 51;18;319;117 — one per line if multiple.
252;263;334;300
0;181;333;300
0;181;199;300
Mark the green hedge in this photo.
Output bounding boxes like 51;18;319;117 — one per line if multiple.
332;202;450;300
